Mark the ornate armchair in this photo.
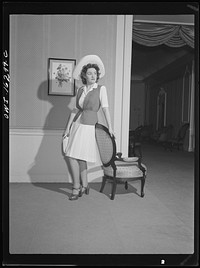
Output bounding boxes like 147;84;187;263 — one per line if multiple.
129;126;143;157
95;123;147;200
152;124;174;146
163;123;189;151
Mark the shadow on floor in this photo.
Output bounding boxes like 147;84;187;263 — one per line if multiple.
93;181;142;199
32;183;72;198
32;181;141;199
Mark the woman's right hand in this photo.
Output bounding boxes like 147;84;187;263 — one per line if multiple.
63;130;70;139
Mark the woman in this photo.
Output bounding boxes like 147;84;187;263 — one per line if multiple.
63;55;114;200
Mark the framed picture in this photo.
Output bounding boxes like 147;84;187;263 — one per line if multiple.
48;58;76;96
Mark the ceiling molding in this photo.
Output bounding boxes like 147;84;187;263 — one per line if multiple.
133;19;194;26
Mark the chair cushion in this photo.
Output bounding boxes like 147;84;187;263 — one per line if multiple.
103;161;147;178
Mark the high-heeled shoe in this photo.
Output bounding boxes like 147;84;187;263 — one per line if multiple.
69;187;81;201
79;185;90;197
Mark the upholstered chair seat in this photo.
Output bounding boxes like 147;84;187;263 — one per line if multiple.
103;160;147;179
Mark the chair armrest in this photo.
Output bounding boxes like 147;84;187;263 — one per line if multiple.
116;152;139;162
116;152;122;160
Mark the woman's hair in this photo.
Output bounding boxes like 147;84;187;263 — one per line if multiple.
80;63;100;85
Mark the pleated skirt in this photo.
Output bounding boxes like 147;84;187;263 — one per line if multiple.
65;116;100;163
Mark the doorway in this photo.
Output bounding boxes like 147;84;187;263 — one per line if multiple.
129;19;194;153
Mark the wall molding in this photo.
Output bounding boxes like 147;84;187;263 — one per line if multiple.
10;128;64;136
134;19;194;26
10;128;103;183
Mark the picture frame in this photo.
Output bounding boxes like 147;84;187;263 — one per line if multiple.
48;58;76;96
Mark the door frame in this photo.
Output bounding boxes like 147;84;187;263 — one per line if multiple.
114;15;133;156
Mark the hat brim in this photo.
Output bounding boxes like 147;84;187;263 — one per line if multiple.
73;55;105;80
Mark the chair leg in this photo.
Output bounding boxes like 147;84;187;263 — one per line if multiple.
111;180;117;200
100;176;107;193
139;147;142;158
177;144;181;150
170;144;173;152
163;142;168;150
141;177;145;197
163;142;172;151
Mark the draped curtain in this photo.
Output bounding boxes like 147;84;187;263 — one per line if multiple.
132;22;194;48
134;22;195;151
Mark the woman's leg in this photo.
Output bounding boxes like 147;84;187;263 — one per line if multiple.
68;157;81;193
78;160;88;187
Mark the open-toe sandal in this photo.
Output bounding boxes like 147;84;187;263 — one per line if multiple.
69;187;81;201
79;185;90;197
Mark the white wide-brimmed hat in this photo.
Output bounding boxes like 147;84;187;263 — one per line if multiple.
73;55;105;80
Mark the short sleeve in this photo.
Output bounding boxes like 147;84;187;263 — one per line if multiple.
100;86;109;108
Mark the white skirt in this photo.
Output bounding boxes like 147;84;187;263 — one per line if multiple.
65;116;100;163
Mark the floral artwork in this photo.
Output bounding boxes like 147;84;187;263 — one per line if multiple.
48;58;76;96
54;63;71;87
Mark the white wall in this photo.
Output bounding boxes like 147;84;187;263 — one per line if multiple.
10;15;116;129
10;15;117;182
